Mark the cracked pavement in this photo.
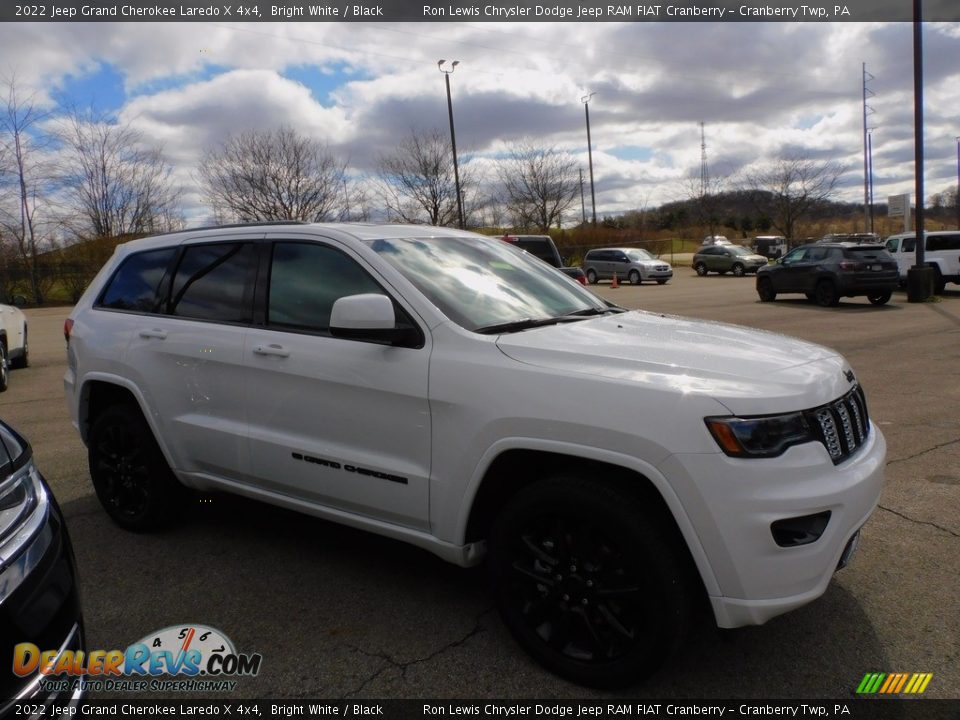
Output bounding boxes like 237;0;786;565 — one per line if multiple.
3;272;958;700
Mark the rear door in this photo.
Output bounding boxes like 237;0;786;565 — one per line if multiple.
243;234;431;530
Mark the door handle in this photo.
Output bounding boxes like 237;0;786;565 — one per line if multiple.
138;329;167;340
253;344;290;358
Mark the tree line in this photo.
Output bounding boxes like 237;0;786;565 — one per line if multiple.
6;72;955;305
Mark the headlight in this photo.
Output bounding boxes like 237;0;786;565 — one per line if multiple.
705;413;814;458
0;460;47;550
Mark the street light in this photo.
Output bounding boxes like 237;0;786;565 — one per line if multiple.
438;60;464;229
581;93;597;226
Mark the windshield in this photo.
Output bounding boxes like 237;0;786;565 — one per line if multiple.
626;249;656;261
729;246;754;256
364;235;609;332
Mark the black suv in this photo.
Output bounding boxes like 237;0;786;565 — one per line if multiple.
756;243;899;307
500;235;586;284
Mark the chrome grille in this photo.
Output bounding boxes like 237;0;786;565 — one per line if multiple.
805;385;871;464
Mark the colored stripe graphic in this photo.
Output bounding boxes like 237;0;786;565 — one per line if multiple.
857;672;932;694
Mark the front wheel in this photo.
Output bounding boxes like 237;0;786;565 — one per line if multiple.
694;263;707;277
10;328;27;369
0;343;8;392
89;404;187;531
628;270;641;285
757;277;776;302
868;291;892;306
731;263;745;277
815;279;839;307
489;476;695;688
586;269;598;285
656;279;668;285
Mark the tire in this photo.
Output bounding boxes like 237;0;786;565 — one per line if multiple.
694;263;707;277
656;279;668;285
628;270;641;285
0;343;8;393
868;291;892;306
757;277;776;302
586;269;598;285
804;292;816;301
489;476;695;688
814;279;839;307
10;328;28;369
731;263;745;277
88;404;186;531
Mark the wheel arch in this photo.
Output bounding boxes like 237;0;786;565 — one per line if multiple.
461;445;719;598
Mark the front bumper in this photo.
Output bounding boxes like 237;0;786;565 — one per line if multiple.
659;425;886;627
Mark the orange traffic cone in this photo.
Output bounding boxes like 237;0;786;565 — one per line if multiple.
611;272;620;289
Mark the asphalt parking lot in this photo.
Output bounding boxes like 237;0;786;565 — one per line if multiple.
2;268;958;701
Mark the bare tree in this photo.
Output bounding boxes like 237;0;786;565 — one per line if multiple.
375;129;469;226
740;154;845;240
677;172;727;238
58;107;182;239
497;141;579;231
0;73;55;303
198;126;346;222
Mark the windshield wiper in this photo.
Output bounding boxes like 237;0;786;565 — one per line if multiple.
474;316;588;335
563;306;625;317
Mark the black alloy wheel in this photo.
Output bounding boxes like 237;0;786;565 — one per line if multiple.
757;277;776;302
815;279;840;307
490;476;694;688
694;263;708;277
89;404;185;531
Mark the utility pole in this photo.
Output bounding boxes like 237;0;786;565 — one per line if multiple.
579;168;586;225
438;60;464;229
862;63;875;233
700;121;709;199
956;136;959;229
581;93;597;226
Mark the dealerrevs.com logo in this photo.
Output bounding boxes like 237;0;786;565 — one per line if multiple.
856;672;933;695
14;624;262;693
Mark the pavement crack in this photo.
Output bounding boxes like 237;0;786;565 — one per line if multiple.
886;436;960;466
878;504;960;538
338;606;495;698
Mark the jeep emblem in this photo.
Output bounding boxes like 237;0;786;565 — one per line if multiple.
844;369;855;383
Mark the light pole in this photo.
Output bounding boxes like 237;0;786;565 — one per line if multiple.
955;136;959;229
581;93;597;226
438;60;464;229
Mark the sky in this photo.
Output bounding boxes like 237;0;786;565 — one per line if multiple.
2;20;959;227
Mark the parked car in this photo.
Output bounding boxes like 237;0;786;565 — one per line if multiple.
0;419;85;715
693;245;769;276
884;230;960;294
0;302;28;392
65;223;884;688
499;235;586;284
701;235;732;246
752;235;788;259
582;247;673;285
756;242;899;307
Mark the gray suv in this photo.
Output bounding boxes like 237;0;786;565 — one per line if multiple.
693;245;769;276
583;247;673;285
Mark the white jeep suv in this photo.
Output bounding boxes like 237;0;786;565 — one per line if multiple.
64;223;885;687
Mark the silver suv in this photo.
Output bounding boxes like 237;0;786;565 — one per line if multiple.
582;247;673;285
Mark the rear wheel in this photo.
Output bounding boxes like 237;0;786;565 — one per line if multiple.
815;279;839;307
586;269;598;285
0;343;8;392
757;277;776;302
89;404;187;531
10;328;28;369
868;291;892;306
932;267;946;295
731;263;745;277
694;263;707;277
628;270;641;285
489;476;695;688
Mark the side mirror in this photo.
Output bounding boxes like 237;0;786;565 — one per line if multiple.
330;294;407;345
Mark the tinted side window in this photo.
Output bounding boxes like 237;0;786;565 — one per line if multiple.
268;242;385;334
927;234;960;251
885;238;900;253
98;248;177;313
169;243;256;323
902;238;916;253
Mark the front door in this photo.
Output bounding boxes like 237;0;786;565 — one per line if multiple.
243;237;432;530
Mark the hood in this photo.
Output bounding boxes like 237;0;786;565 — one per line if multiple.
496;311;853;415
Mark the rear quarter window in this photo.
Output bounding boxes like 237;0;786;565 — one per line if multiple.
97;248;177;313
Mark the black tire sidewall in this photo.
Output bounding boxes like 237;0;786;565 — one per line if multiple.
489;477;692;688
88;404;183;531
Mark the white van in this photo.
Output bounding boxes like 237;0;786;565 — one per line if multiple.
884;231;960;293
